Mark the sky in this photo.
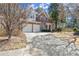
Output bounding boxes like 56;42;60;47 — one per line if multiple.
32;3;49;9
19;3;50;12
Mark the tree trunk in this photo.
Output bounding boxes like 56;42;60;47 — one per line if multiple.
55;20;57;30
8;32;12;40
8;34;11;40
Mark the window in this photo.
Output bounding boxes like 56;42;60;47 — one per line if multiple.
30;13;35;19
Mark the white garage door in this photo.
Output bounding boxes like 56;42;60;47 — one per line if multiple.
33;24;40;32
23;24;40;32
23;24;32;32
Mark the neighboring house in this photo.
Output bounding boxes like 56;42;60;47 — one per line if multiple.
23;5;53;32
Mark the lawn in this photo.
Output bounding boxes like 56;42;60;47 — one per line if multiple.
0;32;27;51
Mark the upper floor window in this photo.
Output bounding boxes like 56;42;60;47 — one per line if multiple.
29;13;35;19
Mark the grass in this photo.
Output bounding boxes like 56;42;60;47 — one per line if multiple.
52;32;79;48
0;32;27;51
62;28;73;32
0;28;7;36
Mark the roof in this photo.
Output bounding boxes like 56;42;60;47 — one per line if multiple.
36;10;52;23
25;6;52;23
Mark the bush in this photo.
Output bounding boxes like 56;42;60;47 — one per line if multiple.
73;27;79;32
52;28;62;32
56;28;62;32
41;30;51;32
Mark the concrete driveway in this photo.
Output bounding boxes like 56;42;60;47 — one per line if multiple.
0;33;50;56
25;33;51;42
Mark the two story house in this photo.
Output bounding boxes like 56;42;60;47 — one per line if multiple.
23;5;53;32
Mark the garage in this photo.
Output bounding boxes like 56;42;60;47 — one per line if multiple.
33;24;40;32
23;23;41;32
23;24;32;32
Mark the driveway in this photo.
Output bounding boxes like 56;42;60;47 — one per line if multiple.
25;33;51;42
0;32;78;56
0;33;50;56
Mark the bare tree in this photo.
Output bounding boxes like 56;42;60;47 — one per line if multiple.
0;3;27;40
58;4;65;21
64;4;79;27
